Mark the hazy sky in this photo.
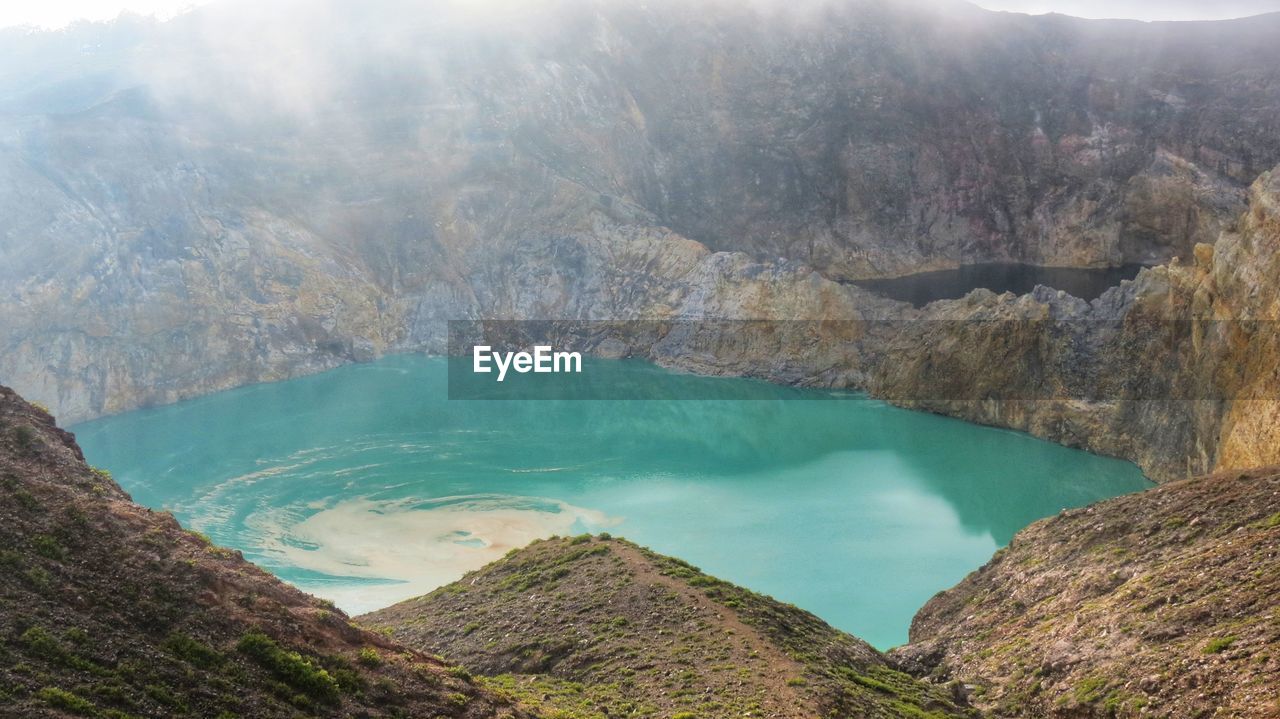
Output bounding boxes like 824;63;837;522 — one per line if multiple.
976;0;1280;20
3;0;1280;29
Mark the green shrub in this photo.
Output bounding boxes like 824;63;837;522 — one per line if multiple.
357;647;382;667
21;626;102;673
13;424;38;451
237;632;340;704
22;627;68;662
332;667;365;694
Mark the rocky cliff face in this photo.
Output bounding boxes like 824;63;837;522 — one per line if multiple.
0;383;535;717
868;167;1280;481
3;0;1280;431
893;465;1280;718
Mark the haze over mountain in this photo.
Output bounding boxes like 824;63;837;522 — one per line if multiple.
3;3;1280;717
976;0;1280;21
4;0;1279;419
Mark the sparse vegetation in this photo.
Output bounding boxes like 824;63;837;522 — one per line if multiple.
362;535;975;719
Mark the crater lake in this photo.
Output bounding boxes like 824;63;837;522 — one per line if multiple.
72;355;1150;648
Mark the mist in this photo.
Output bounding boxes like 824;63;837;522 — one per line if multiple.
975;0;1280;21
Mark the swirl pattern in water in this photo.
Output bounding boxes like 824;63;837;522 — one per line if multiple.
71;355;1149;648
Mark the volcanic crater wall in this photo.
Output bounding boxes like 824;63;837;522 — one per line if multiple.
2;0;1280;479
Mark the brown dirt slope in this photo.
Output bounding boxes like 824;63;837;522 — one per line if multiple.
894;467;1280;718
0;384;534;719
360;535;977;719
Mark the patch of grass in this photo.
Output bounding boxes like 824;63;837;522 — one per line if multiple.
14;488;41;511
33;535;66;560
1073;676;1109;704
849;673;895;694
236;632;340;704
20;626;101;673
37;687;98;715
1203;636;1238;654
1253;512;1280;530
0;549;23;569
22;566;51;591
144;683;187;712
164;632;224;669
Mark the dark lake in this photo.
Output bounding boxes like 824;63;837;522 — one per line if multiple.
854;263;1149;308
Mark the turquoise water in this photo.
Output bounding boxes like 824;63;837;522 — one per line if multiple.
71;355;1149;648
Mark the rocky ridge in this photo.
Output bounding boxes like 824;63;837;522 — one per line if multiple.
893;466;1280;718
361;535;976;719
0;384;534;718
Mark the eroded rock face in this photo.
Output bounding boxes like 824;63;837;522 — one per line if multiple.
892;466;1280;718
868;168;1280;481
4;0;1280;423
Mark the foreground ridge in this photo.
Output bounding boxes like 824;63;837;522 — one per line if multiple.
360;535;977;719
0;384;532;718
895;467;1280;718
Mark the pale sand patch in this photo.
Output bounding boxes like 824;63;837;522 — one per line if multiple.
249;494;622;614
